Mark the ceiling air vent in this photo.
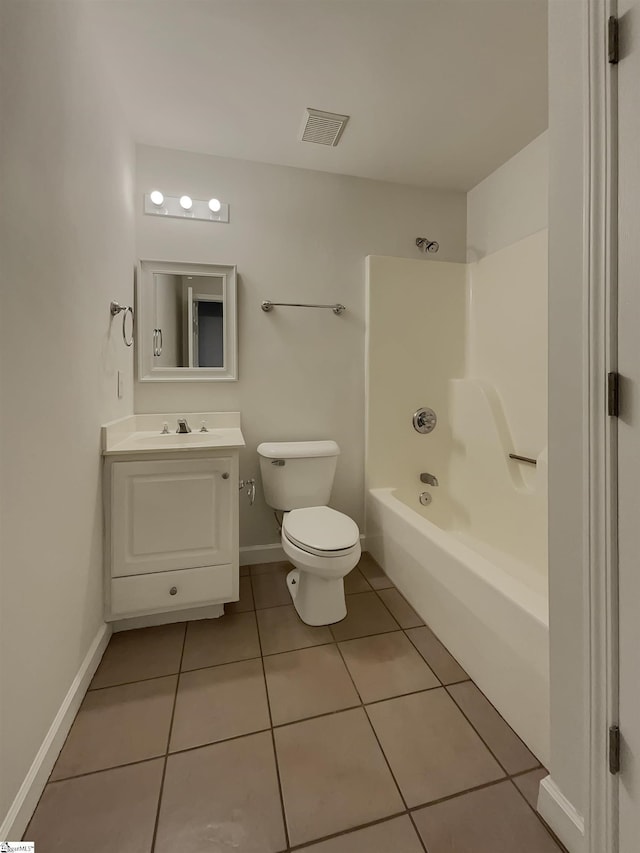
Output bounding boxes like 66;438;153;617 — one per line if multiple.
300;108;350;147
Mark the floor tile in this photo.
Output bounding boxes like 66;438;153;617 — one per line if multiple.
274;707;404;846
339;631;439;703
405;625;468;684
90;622;185;689
225;575;255;614
329;592;399;642
412;780;562;852
240;564;250;576
51;676;176;780
257;604;332;656
513;768;548;809
447;681;539;774
264;644;360;725
156;731;287;853
344;567;372;594
27;759;164;853
170;658;270;751
358;552;394;589
182;612;260;670
252;565;292;609
366;689;504;807
294;814;424;853
377;588;424;628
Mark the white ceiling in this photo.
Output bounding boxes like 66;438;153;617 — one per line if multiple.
91;0;548;191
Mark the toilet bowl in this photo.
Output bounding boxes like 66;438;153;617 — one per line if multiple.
257;440;360;626
281;506;361;625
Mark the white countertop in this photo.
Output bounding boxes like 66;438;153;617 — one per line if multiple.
102;412;245;456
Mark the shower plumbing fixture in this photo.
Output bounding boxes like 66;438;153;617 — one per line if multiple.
413;407;437;434
415;237;440;253
420;472;439;487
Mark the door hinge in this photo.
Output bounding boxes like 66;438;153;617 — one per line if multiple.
609;725;621;774
608;372;620;417
608;15;619;64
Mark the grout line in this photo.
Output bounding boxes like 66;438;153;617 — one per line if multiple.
442;684;512;779
402;627;470;686
508;776;569;852
149;622;187;853
333;641;409;812
252;572;291;851
444;683;540;777
286;809;409;852
88;670;182;692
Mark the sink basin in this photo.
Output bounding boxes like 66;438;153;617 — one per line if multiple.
131;432;225;448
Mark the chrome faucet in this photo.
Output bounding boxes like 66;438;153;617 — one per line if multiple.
176;418;192;434
420;472;439;487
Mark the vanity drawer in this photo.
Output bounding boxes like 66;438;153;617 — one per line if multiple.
110;563;234;618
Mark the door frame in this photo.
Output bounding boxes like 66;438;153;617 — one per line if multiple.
584;1;618;851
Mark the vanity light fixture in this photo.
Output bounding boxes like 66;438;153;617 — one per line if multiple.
144;192;230;223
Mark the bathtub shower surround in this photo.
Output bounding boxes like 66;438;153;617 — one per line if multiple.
365;240;548;764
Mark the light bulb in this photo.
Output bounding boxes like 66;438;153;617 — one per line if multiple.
208;198;221;213
150;190;164;206
179;195;193;210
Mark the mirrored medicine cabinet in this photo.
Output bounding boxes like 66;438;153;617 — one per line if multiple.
137;260;238;381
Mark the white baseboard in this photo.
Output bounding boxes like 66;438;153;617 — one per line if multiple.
538;775;585;853
239;543;285;565
239;535;368;568
0;623;112;840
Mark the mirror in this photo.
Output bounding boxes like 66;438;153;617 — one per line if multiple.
137;260;238;381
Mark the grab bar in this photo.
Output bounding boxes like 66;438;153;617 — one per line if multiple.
509;453;537;466
261;300;346;315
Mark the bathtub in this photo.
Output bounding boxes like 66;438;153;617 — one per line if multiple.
366;486;550;766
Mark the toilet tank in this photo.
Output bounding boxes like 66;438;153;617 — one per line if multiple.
257;441;340;511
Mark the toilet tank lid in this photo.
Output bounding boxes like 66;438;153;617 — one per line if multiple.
257;440;340;459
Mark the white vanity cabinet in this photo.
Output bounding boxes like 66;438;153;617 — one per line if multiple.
102;413;244;623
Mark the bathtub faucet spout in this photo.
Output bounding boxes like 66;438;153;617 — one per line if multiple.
420;472;439;487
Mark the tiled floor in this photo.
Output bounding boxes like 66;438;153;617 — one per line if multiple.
27;553;564;852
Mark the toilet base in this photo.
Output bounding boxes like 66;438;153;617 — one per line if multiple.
286;569;347;626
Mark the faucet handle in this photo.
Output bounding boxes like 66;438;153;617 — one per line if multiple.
200;420;208;433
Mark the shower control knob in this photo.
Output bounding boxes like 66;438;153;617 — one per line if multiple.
413;407;437;434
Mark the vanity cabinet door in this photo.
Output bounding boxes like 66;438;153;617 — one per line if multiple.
111;457;232;578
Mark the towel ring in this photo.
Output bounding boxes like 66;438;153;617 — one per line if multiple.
110;301;134;347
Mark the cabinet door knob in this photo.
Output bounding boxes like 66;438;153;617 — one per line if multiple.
222;472;230;479
169;586;178;595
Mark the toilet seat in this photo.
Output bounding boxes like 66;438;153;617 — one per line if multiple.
283;506;360;558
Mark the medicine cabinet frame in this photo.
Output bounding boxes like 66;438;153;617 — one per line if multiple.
137;259;238;382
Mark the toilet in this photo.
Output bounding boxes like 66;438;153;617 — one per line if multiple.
257;440;361;626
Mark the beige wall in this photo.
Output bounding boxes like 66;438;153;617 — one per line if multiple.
0;0;134;823
134;145;467;547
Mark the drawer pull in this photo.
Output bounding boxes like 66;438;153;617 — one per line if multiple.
222;472;230;479
169;586;178;595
